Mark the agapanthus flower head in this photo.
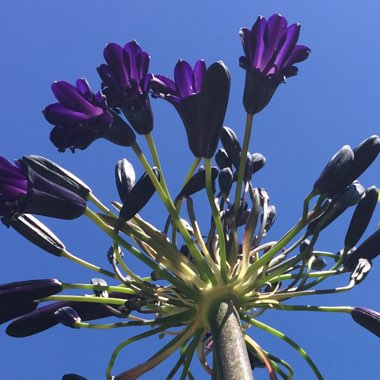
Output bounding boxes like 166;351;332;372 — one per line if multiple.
240;14;310;114
43;78;135;152
151;60;230;158
98;40;153;134
0;157;86;222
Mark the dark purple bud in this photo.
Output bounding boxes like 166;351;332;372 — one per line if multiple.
0;157;87;222
220;127;242;168
250;153;266;175
332;181;365;209
197;61;230;158
62;374;87;380
348;135;380;184
21;155;91;199
218;167;233;199
239;15;310;114
0;279;62;304
215;148;233;170
55;306;81;328
311;256;327;270
0;301;38;324
350;258;371;284
118;168;160;222
306;201;344;236
124;297;147;312
176;167;218;201
7;214;65;256
6;291;132;337
263;205;276;233
344;229;380;270
344;186;378;249
351;307;380;338
115;159;136;203
313;145;354;196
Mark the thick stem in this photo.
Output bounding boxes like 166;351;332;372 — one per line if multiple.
208;299;253;380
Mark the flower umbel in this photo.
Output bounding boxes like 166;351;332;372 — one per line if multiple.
240;14;311;114
4;12;380;380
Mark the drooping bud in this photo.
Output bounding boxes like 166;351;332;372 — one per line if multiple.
0;279;63;304
218;167;233;199
176;167;218;201
215;148;232;170
115;159;136;203
312;145;354;196
250;153;266;176
344;229;380;270
344;186;378;249
348;135;380;184
6;291;132;337
55;306;81;328
118;167;160;222
220;127;242;168
0;301;38;324
7;214;65;256
351;307;380;338
21;155;91;199
332;181;365;209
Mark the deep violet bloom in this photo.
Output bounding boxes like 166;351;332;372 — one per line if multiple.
151;60;230;158
43;78;135;152
97;41;153;134
240;14;311;114
0;157;86;222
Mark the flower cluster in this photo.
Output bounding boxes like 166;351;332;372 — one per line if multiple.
2;13;380;380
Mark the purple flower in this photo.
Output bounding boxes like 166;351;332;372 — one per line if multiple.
0;157;86;221
151;60;230;158
97;41;153;134
239;14;310;114
43;78;135;152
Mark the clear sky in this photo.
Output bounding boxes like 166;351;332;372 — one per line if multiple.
1;1;380;379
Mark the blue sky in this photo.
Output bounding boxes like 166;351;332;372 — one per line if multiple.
1;1;380;379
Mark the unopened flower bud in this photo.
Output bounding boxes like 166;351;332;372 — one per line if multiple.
351;307;380;338
0;279;63;304
344;186;378;249
218;167;233;199
344;229;380;270
313;145;354;197
176;167;218;201
118;167;160;222
215;148;232;169
62;374;87;380
55;306;81;328
21;155;91;199
7;214;65;256
220;127;241;168
115;159;136;203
